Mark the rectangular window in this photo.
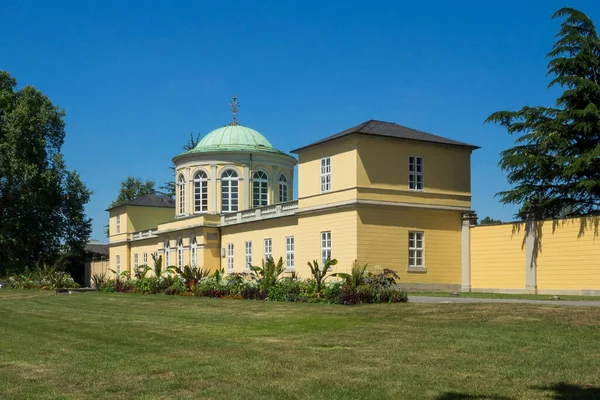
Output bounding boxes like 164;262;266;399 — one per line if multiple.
115;255;121;275
153;252;158;263
286;236;295;270
408;156;424;191
115;215;121;234
227;243;234;271
177;245;183;269
408;231;424;268
245;241;252;271
321;231;331;266
143;252;148;265
134;253;138;271
264;238;272;261
320;157;331;193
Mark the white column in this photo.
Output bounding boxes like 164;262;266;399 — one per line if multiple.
243;164;250;210
525;215;538;292
461;212;477;292
210;164;217;213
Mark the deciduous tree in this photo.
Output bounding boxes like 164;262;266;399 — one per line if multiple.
0;71;92;275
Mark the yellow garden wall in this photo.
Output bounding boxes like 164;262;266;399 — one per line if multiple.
470;224;526;291
357;205;462;285
536;218;600;291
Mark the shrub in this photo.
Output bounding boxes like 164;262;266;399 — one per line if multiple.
134;277;161;294
164;279;186;295
268;278;301;302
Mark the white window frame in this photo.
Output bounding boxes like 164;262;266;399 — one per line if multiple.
408;231;425;269
408;156;424;191
134;253;138;271
227;243;234;272
178;174;186;215
286;236;295;271
115;255;121;275
221;170;239;213
320;157;331;193
245;241;252;272
279;174;288;203
253;171;269;207
177;239;184;269
264;238;272;261
190;236;197;268
193;171;208;213
164;241;171;266
115;215;121;234
321;231;331;266
143;252;148;266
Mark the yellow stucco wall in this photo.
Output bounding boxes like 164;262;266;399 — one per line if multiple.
296;208;358;277
108;243;129;278
536;218;600;291
221;216;298;273
356;135;472;208
297;136;358;205
357;205;462;284
470;223;526;290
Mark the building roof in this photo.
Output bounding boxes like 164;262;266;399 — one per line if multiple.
85;242;109;256
291;120;480;153
105;193;175;211
179;124;288;156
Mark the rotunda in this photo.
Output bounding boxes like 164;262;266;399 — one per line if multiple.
171;100;296;217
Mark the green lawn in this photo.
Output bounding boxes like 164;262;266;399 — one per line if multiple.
1;290;600;399
409;291;600;301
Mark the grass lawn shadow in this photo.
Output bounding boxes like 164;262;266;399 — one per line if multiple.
535;382;600;400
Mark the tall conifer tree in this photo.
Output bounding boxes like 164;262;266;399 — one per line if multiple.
486;8;600;219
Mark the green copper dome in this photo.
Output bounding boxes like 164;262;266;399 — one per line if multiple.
185;124;285;155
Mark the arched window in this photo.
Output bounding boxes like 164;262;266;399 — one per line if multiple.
190;236;197;268
164;240;171;266
221;170;239;213
193;171;208;213
177;238;183;269
178;174;185;215
279;174;288;203
253;171;268;207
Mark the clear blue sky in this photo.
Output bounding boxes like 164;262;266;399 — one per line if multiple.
2;0;599;241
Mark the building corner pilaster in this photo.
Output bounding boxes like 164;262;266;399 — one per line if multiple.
461;211;477;292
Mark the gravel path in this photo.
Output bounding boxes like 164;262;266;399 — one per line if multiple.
408;295;600;307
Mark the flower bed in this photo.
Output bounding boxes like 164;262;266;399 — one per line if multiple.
97;258;408;305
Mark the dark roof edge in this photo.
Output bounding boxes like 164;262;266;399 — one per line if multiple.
291;131;480;153
105;203;176;212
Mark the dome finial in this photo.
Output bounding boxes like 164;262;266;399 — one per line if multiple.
230;95;240;126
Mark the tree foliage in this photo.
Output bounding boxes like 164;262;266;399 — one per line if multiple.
0;71;92;275
479;216;503;225
109;176;156;208
159;132;201;198
485;8;600;219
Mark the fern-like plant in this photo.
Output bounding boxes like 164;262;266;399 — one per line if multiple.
332;260;368;290
176;265;210;289
307;257;338;295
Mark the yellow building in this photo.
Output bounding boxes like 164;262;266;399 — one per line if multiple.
108;114;480;291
